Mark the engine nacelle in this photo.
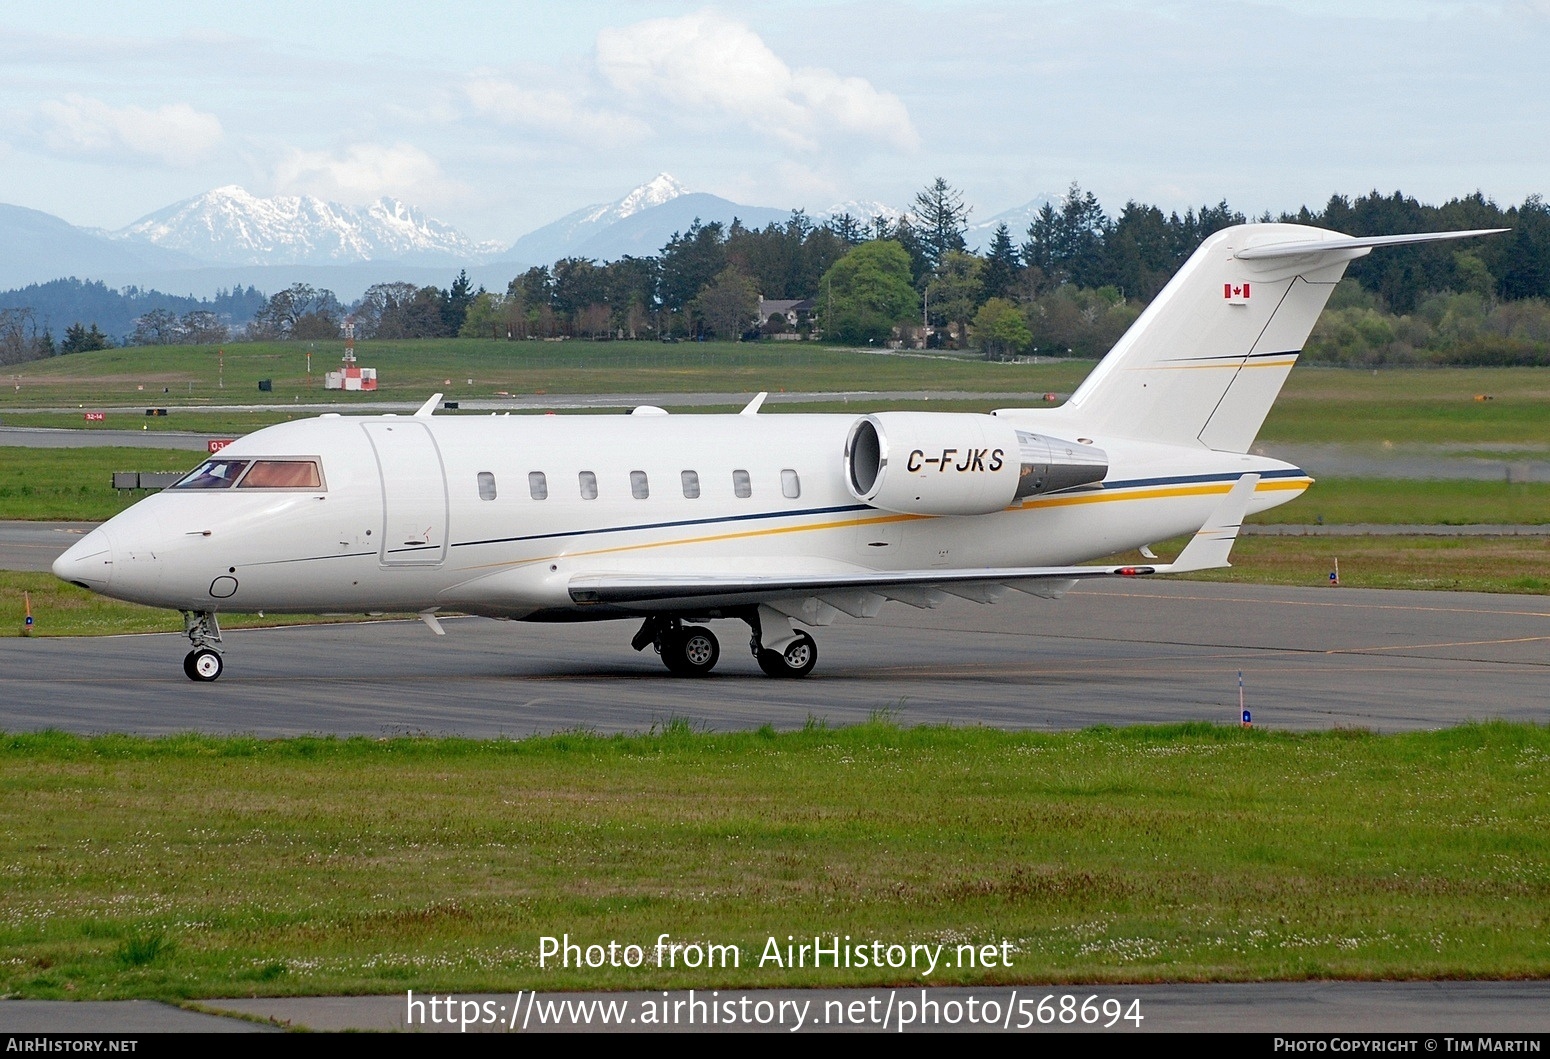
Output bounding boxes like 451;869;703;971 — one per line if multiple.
844;412;1108;516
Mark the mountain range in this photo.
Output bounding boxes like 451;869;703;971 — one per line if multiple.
117;186;506;267
0;175;1050;301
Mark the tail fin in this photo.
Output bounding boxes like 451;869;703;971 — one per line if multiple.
1046;223;1504;452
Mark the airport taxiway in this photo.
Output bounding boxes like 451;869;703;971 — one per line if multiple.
1;579;1544;736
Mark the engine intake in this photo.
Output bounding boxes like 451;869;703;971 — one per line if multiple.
844;412;1107;516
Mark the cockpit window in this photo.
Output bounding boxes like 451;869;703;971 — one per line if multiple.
171;458;324;491
237;460;323;489
172;459;251;490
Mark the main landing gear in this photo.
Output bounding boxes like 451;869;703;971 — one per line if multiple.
632;617;722;677
630;606;818;678
181;610;224;682
755;630;818;679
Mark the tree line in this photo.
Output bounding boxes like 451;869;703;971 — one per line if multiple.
9;181;1550;366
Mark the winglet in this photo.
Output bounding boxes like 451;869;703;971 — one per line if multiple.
1159;473;1259;573
740;392;768;416
414;393;445;418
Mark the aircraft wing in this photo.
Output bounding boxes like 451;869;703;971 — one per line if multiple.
568;474;1259;615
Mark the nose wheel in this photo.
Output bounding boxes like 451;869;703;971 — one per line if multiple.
180;610;225;682
183;648;224;682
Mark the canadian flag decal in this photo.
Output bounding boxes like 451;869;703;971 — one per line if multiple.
1224;282;1251;303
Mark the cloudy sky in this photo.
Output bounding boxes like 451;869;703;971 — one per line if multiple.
3;1;1547;242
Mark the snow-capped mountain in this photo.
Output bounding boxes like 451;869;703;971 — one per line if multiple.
114;186;504;267
965;194;1055;251
584;172;689;226
508;173;691;265
816;200;904;227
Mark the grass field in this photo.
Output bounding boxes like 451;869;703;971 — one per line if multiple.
1126;535;1550;595
5;343;1548;447
1;340;1090;410
1;722;1545;999
0;447;197;521
3;444;1550;525
1252;478;1550;527
0;571;407;638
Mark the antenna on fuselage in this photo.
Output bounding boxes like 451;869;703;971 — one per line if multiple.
414;393;444;418
740;391;768;416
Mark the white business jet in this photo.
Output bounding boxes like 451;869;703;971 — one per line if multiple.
54;223;1501;681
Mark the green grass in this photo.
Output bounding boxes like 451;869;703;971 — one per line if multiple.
1254;478;1550;526
8;343;1549;447
1;723;1546;998
1261;366;1550;445
1122;535;1550;594
2;340;1093;410
0;409;318;436
0;446;196;521
0;572;410;637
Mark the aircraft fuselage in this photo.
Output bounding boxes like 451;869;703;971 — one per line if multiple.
55;409;1306;620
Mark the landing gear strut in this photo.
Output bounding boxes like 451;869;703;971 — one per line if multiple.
631;617;720;677
181;610;224;682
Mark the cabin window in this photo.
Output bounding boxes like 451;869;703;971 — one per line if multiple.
579;471;598;500
235;459;324;490
172;459;251;490
528;471;548;500
630;470;650;499
781;468;801;499
477;472;497;500
732;469;752;498
681;470;700;499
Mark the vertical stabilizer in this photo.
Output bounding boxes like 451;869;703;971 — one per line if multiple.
1047;224;1504;452
1056;223;1355;452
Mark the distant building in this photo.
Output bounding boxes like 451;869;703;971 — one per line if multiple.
757;297;815;339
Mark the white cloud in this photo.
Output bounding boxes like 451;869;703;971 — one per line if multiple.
465;75;651;143
34;94;222;166
273;142;464;204
595;12;918;152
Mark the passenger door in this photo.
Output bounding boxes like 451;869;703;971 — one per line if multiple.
362;421;449;566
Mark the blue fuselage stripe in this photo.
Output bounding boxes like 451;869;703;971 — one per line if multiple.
444;468;1307;551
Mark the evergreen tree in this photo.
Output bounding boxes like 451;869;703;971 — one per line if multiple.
911;177;970;270
981;223;1021;301
440;269;478;335
824;212;866;246
658;220;727;316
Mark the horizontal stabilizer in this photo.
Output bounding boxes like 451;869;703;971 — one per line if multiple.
1235;228;1508;261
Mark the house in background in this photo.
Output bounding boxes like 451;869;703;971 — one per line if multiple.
756;297;816;340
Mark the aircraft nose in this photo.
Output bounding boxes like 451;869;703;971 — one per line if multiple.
53;527;113;588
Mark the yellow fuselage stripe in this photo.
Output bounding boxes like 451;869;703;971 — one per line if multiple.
462;478;1311;571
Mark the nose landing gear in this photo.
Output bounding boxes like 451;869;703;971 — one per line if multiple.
181;610;225;682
